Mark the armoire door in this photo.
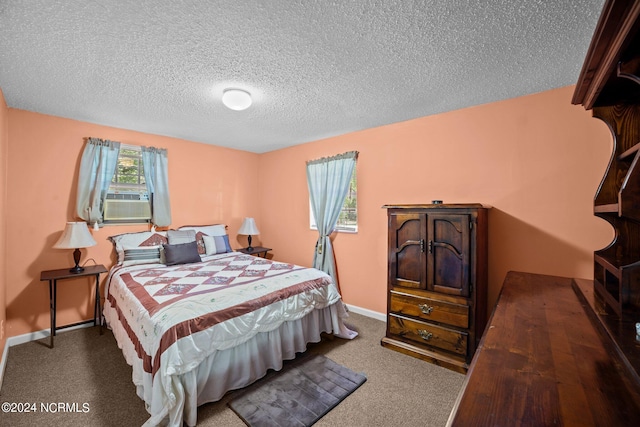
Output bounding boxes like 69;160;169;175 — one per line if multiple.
427;213;471;297
389;213;427;289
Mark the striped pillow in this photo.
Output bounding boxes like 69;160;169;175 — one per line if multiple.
109;231;168;264
122;245;162;266
203;234;232;255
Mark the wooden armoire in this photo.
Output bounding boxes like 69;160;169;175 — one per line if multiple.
381;204;488;373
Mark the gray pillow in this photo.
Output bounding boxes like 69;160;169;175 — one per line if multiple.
163;241;201;266
167;229;196;245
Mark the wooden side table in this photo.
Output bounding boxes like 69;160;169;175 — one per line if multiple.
40;264;108;348
237;246;271;258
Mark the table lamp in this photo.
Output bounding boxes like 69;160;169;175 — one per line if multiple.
238;217;260;251
53;221;97;273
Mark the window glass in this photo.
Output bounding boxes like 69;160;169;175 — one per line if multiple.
310;167;357;233
111;147;146;193
104;145;151;223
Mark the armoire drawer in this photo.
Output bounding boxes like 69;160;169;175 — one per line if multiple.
387;313;468;356
389;290;469;328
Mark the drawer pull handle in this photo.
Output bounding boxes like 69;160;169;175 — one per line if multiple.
418;304;434;315
418;329;433;341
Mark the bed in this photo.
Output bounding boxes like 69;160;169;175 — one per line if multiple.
102;226;357;427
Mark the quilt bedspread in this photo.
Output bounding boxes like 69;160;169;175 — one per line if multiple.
104;252;342;379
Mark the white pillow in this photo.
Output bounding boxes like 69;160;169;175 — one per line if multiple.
178;224;227;236
202;235;217;256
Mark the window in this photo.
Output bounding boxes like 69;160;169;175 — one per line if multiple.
310;167;357;232
103;144;151;223
111;145;146;193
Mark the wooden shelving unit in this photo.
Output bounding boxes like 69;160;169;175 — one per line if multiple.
573;0;640;318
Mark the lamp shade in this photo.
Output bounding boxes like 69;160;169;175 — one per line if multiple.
53;222;96;249
238;218;260;235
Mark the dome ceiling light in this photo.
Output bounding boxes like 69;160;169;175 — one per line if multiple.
222;89;252;111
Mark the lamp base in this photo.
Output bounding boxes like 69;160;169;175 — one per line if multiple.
69;248;84;273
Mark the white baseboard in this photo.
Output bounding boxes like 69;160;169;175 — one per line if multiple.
344;304;386;322
6;321;95;348
0;322;95;391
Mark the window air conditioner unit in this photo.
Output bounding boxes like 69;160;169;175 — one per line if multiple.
104;199;151;221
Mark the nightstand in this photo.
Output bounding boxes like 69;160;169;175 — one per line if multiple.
40;264;108;348
237;246;271;258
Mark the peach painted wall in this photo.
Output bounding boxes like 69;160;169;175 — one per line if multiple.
0;89;8;355
5;110;259;337
258;86;614;316
2;84;617;339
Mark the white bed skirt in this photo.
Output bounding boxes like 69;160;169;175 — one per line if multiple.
104;301;356;427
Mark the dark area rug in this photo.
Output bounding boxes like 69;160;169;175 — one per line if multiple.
228;354;367;426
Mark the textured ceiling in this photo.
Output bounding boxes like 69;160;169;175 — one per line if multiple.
0;0;605;153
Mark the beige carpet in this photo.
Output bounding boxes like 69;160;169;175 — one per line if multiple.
0;312;464;426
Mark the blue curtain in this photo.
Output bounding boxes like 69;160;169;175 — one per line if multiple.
306;151;358;286
75;138;120;227
142;146;172;227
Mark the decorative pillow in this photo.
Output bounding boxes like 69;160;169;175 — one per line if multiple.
178;224;231;254
202;234;233;255
215;235;232;253
109;231;168;265
167;229;196;245
163;241;201;266
202;235;217;256
122;245;162;266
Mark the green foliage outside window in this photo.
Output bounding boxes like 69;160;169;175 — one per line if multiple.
112;148;146;193
336;171;357;230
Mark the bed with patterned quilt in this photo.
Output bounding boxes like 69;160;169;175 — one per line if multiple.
102;225;357;427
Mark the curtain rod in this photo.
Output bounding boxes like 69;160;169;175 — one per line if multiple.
307;150;358;165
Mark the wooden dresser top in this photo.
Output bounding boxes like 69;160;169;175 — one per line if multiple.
447;271;640;426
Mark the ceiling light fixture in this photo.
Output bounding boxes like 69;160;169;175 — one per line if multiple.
222;89;252;111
